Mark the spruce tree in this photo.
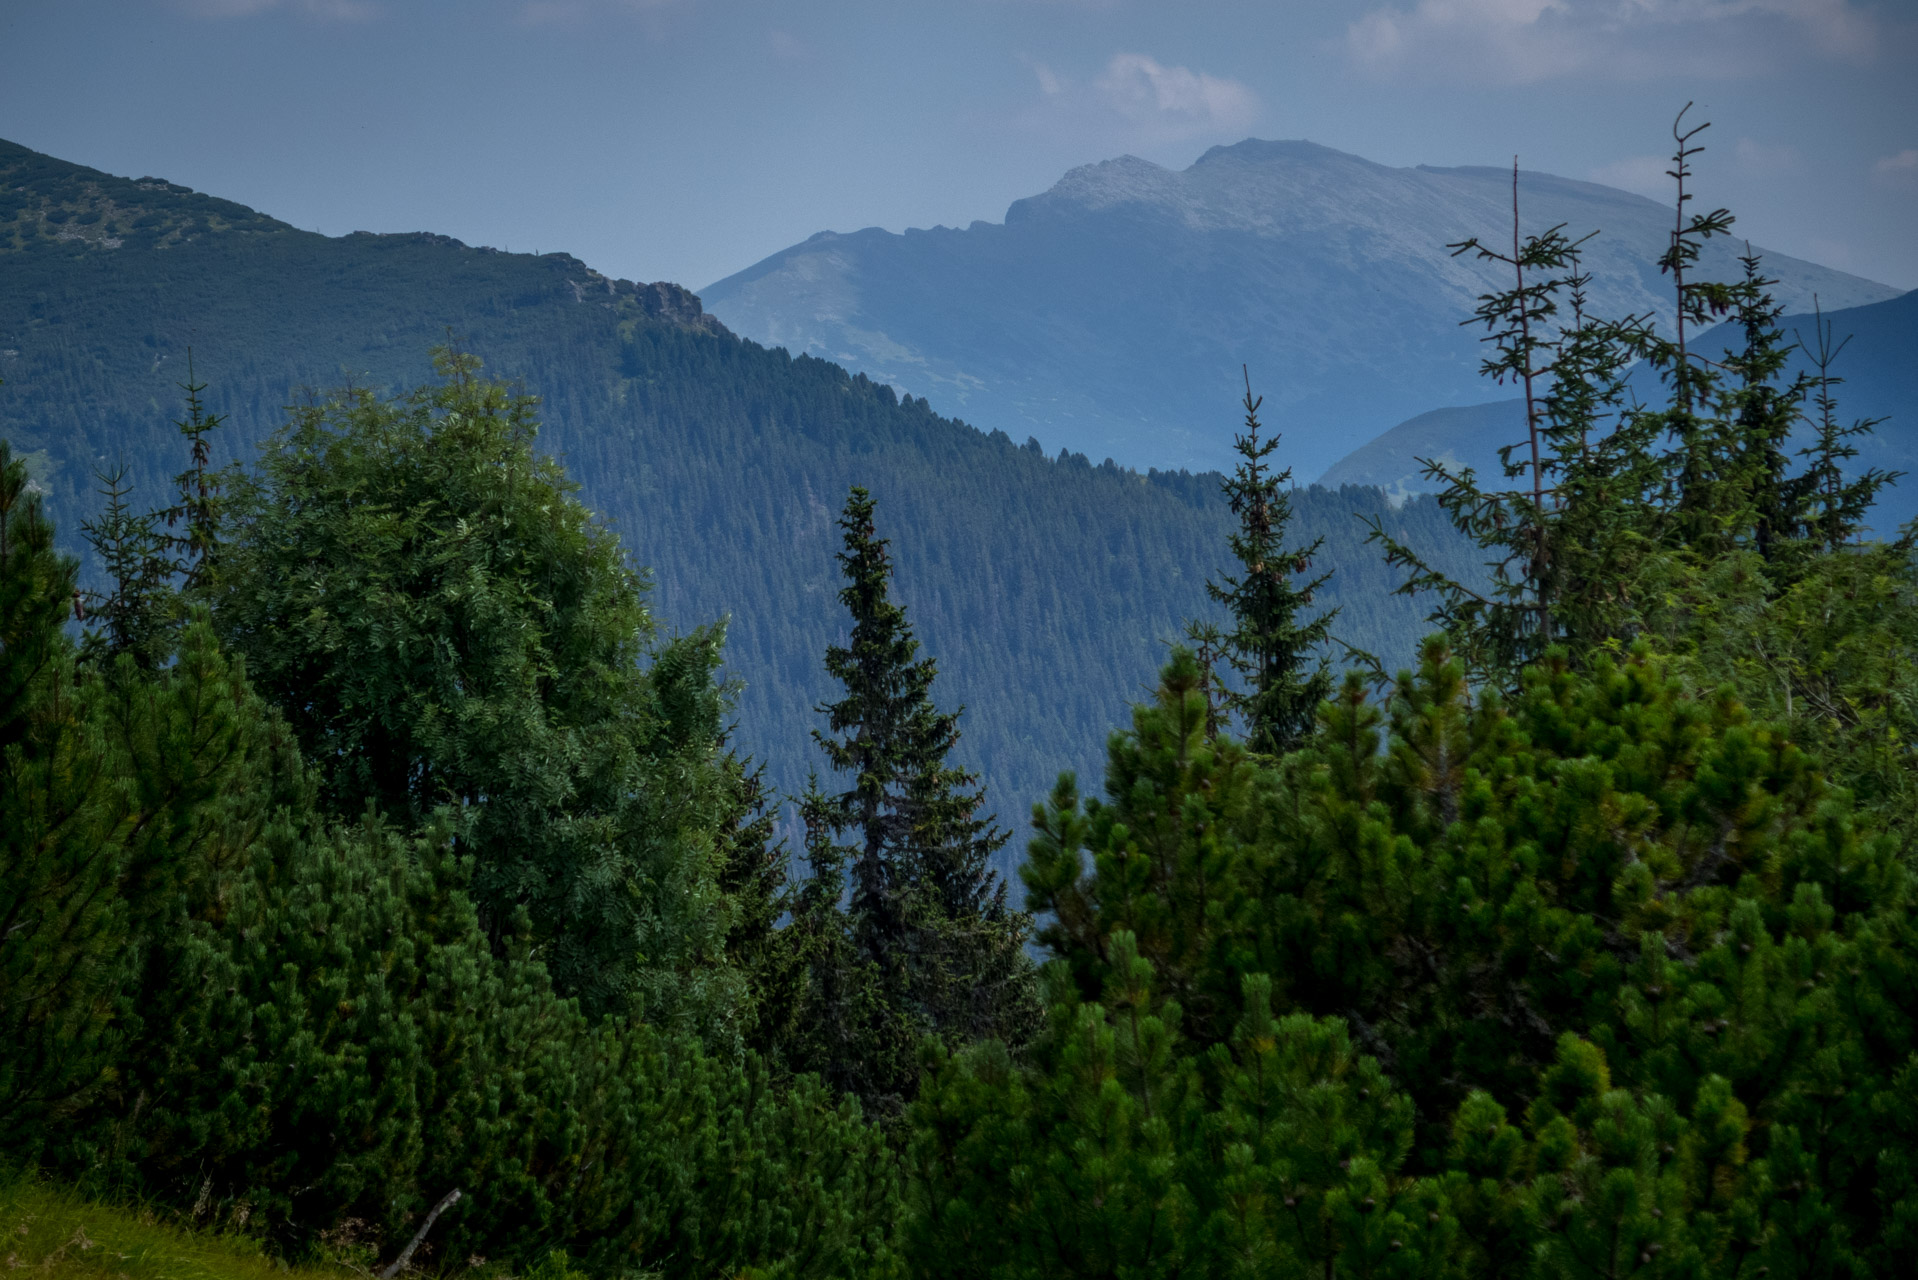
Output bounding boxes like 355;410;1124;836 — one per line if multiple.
78;462;177;667
159;353;227;589
798;485;1036;1115
1792;299;1898;553
1202;373;1336;756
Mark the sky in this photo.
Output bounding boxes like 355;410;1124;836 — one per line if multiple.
2;0;1914;293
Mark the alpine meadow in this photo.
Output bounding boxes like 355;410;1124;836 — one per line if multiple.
4;27;1918;1280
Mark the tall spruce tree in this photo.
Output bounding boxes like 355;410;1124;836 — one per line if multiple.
795;486;1037;1116
1792;299;1898;553
1200;374;1336;756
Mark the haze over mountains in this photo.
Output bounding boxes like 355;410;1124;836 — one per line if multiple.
703;139;1899;479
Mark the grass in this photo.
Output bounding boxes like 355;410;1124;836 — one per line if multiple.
0;1176;349;1280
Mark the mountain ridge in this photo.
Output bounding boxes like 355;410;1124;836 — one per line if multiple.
0;135;1477;854
703;137;1896;479
1318;286;1918;528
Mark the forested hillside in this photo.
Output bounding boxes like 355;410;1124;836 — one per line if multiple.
0;136;1473;838
6;114;1918;1279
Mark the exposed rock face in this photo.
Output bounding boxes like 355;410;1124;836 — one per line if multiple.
703;139;1897;477
635;279;730;337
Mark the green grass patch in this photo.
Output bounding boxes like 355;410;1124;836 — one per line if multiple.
0;1177;343;1280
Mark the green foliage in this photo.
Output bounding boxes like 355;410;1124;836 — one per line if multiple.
899;934;1442;1280
0;438;115;1137
1193;376;1336;756
1008;639;1918;1274
3;425;902;1280
3;438;302;1149
789;488;1038;1116
1022;646;1268;1047
75;808;895;1279
9;124;1918;1280
77;463;178;667
205;353;741;1028
1367;112;1898;690
0;135;1479;851
1638;542;1918;848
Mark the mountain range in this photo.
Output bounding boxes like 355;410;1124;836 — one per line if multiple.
1320;287;1918;528
0;137;1475;859
702;139;1899;480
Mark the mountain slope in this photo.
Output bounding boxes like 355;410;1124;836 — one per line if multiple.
0;137;1475;852
1317;288;1917;529
702;139;1896;479
1317;399;1529;499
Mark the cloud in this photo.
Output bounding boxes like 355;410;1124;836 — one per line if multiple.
1345;0;1885;85
1588;153;1672;199
1030;60;1066;96
1095;54;1259;137
1022;52;1258;148
1874;149;1918;189
514;0;679;23
179;0;376;17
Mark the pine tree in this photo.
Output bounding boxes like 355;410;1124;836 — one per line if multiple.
1201;373;1337;756
798;486;1037;1115
160;353;227;589
1791;298;1899;553
1362;161;1614;681
78;461;176;667
0;438;117;1142
1364;112;1901;685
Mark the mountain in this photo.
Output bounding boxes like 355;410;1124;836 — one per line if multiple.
1318;288;1918;529
0;137;1476;859
701;139;1897;480
1317;399;1528;500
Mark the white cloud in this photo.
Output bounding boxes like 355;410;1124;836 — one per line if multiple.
1874;148;1918;189
1093;53;1260;138
1017;52;1259;148
1020;52;1258;150
515;0;679;23
1588;153;1672;199
1345;0;1884;85
179;0;376;17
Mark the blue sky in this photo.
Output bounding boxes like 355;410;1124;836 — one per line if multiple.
3;0;1913;291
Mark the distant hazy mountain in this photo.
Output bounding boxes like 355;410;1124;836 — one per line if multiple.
703;140;1896;479
1318;287;1917;529
1318;399;1529;501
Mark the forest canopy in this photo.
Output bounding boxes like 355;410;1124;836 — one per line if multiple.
3;114;1917;1279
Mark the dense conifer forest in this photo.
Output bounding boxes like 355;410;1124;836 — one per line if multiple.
5;119;1918;1279
0;135;1478;845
